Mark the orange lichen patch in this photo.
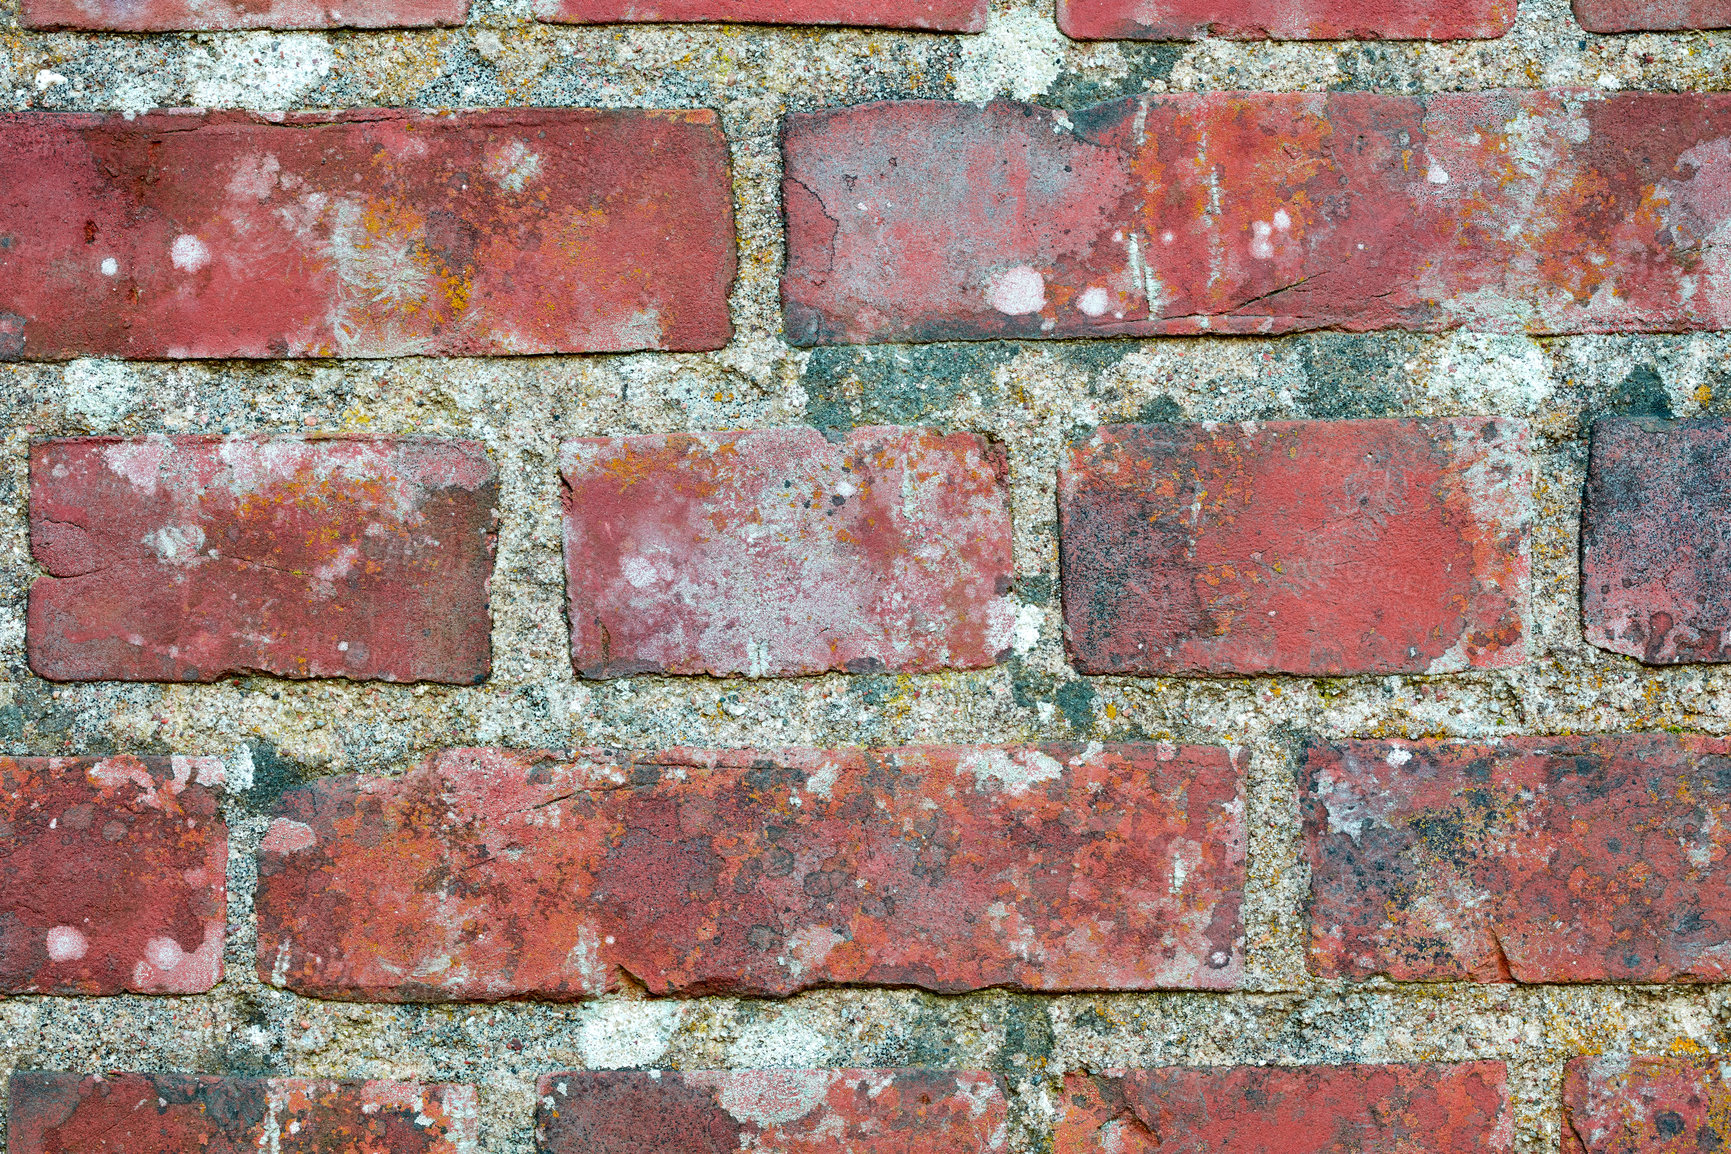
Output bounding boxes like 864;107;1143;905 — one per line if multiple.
254;743;1245;1000
27;436;497;683
1565;1055;1731;1154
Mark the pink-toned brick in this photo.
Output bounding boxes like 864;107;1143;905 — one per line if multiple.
1055;1063;1511;1154
538;0;983;30
1307;735;1731;983
783;93;1731;344
1059;419;1530;676
1582;417;1731;665
8;1072;476;1154
0;109;733;360
537;1070;1008;1153
21;0;464;29
0;755;225;995
1564;1055;1731;1154
561;426;1014;679
29;436;497;684
1573;0;1731;29
256;744;1245;1001
1058;0;1511;39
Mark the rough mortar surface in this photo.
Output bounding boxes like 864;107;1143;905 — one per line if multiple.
2;0;1731;1151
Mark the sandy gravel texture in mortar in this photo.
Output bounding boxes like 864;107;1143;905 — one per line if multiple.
5;0;1731;1149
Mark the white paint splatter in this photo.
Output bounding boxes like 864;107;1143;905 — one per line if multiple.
1250;220;1274;260
989;266;1046;315
484;140;543;194
170;235;210;273
45;926;88;962
100;258;118;277
716;1070;830;1127
1076;286;1111;317
959;748;1064;794
263;818;316;853
1427;162;1451;184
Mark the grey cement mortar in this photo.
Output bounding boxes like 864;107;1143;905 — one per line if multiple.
4;0;1731;1149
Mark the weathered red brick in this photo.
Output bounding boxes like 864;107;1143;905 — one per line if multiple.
1306;735;1731;983
21;0;463;29
562;426;1014;679
783;93;1731;344
1582;417;1731;665
1054;1063;1511;1154
8;1072;477;1154
537;1070;1008;1153
257;743;1245;1000
0;109;733;359
1058;0;1510;40
29;437;496;684
1573;0;1731;30
538;0;982;30
0;755;225;995
1563;1055;1731;1154
1058;419;1530;677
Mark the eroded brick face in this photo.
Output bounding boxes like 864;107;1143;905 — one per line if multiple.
0;109;733;359
1573;0;1731;29
1058;419;1530;676
256;744;1245;1000
1306;736;1731;982
29;436;497;684
538;0;983;29
1054;1063;1511;1154
561;426;1014;679
536;1070;1008;1153
8;1072;477;1154
1582;417;1731;665
20;0;465;29
1058;0;1511;39
0;755;225;995
1563;1056;1731;1154
783;93;1731;344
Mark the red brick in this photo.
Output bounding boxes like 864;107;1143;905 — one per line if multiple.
21;0;463;29
29;436;497;684
537;1070;1008;1153
256;743;1245;1000
1573;0;1731;30
8;1072;477;1154
1563;1055;1731;1154
0;109;733;360
1306;735;1731;983
782;93;1731;344
561;426;1014;679
1058;0;1510;39
1058;419;1530;677
0;755;225;995
538;0;982;30
1582;417;1731;665
1054;1063;1511;1154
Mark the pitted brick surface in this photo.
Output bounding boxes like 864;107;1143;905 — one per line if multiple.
256;743;1246;1000
29;436;498;684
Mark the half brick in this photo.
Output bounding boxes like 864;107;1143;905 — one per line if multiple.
21;0;465;29
1054;1063;1511;1153
0;109;734;359
1057;0;1512;40
8;1072;477;1154
29;436;497;684
0;755;226;996
1307;735;1731;982
783;93;1731;344
1582;416;1731;665
1059;419;1530;676
537;1070;1007;1153
256;743;1246;1000
561;426;1014;679
537;0;983;30
1573;0;1731;30
1564;1055;1731;1154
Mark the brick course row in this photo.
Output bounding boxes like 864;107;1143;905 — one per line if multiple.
8;95;1731;363
14;0;1717;33
25;417;1731;686
11;1059;1712;1152
10;735;1731;998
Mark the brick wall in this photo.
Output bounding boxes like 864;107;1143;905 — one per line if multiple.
2;0;1731;1149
